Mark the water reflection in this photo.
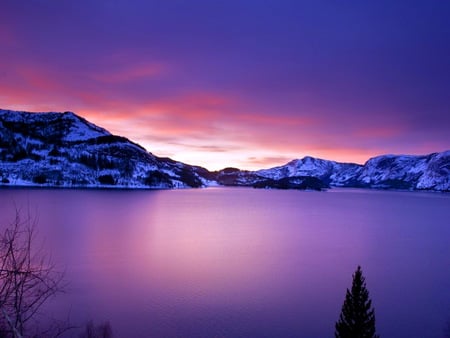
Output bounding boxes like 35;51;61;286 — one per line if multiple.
0;188;448;337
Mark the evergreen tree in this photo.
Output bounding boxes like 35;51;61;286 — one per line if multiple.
335;266;379;338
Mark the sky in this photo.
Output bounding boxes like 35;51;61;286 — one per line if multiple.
1;0;449;170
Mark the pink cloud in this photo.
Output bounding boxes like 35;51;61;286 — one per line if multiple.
16;66;64;92
0;55;446;170
352;126;406;139
90;63;167;83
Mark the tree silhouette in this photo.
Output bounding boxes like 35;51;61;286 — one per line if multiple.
335;266;379;338
0;208;65;337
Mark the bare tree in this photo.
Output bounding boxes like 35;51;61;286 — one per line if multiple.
0;208;65;337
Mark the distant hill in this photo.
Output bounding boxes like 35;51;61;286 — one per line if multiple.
253;153;450;191
0;109;210;188
0;109;448;191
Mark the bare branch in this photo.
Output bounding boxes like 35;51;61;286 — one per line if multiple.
0;207;67;337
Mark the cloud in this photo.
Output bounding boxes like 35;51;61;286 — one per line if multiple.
0;33;448;171
90;63;167;83
244;156;294;168
167;144;233;153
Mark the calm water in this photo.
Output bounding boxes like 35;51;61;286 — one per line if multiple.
0;188;449;337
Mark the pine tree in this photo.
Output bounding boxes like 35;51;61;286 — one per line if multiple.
335;266;379;338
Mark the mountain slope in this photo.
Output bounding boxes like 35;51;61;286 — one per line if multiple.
250;152;450;191
0;109;448;191
255;156;362;185
356;152;450;191
0;109;209;188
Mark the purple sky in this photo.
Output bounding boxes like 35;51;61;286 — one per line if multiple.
1;0;449;169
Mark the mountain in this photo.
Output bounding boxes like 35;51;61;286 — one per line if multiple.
255;156;361;186
355;152;450;191
0;109;448;192
0;109;211;188
249;152;450;192
211;166;329;191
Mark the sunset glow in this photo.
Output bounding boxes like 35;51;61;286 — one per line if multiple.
1;1;449;170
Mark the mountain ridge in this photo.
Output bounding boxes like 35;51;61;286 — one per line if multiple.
0;109;448;192
251;151;449;191
0;109;210;189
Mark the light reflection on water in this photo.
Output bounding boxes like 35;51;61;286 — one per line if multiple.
0;187;449;337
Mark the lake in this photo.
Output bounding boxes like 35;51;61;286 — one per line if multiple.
0;187;449;337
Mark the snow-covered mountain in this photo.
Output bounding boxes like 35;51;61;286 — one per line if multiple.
0;109;210;188
355;152;450;191
256;156;361;185
251;152;450;191
207;151;449;191
0;109;448;191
